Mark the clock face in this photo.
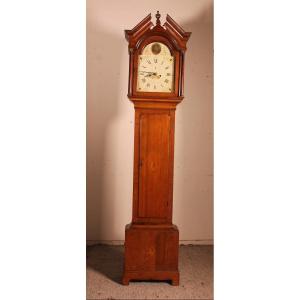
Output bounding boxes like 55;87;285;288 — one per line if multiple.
137;42;174;93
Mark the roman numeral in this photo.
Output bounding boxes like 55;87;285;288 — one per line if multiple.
154;59;157;63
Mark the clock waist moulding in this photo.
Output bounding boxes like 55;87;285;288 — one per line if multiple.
122;11;191;286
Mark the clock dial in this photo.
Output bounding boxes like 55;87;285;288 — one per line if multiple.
137;42;174;93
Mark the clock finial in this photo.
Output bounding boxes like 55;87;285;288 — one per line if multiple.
155;11;161;25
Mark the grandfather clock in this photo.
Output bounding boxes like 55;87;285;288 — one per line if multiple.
122;11;191;285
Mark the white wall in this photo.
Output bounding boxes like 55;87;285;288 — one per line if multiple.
87;0;213;244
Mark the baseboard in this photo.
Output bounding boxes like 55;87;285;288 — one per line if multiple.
86;239;213;246
179;239;213;245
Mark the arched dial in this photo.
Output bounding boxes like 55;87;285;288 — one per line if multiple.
137;42;174;93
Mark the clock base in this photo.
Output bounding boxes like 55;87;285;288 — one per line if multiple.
122;223;179;285
122;270;179;286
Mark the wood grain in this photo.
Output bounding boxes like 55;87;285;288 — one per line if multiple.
123;12;191;285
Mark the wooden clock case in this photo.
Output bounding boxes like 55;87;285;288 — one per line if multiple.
122;12;191;286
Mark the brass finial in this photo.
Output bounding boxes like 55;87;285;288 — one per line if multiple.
155;11;161;25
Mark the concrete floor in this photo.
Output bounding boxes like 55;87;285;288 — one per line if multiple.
87;244;213;300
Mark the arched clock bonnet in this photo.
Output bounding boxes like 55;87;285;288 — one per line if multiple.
125;11;191;100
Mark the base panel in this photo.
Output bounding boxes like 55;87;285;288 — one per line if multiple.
122;223;179;285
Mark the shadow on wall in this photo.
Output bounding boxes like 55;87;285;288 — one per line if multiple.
173;3;213;241
86;16;122;242
86;1;213;243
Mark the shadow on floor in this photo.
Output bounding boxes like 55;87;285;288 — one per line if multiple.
87;244;124;284
87;245;213;300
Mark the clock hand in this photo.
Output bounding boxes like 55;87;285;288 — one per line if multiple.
142;72;159;79
139;71;156;74
145;73;157;78
151;74;161;79
139;71;162;78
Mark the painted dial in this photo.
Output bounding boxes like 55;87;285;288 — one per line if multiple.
137;42;174;93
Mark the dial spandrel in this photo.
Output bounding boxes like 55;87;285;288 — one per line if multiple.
137;42;174;93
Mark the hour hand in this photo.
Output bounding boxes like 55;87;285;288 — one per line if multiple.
139;71;156;76
149;73;161;79
145;73;155;77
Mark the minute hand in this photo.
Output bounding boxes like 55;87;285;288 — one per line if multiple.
139;71;157;75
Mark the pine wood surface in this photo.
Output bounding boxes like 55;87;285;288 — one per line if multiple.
123;11;191;285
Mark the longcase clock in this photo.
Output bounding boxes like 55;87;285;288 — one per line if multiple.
122;11;191;285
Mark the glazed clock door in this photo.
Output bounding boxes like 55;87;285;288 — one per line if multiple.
137;42;175;93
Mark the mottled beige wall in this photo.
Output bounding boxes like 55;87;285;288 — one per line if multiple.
87;0;213;243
